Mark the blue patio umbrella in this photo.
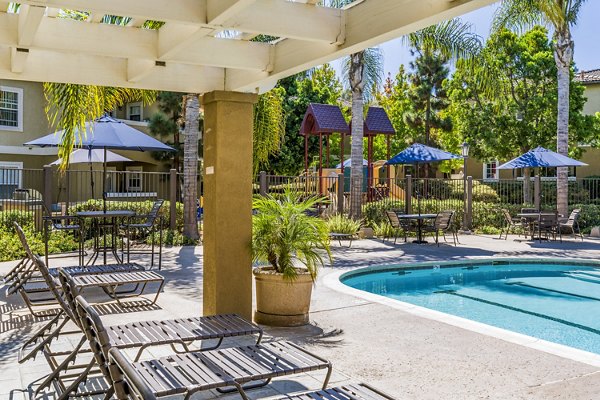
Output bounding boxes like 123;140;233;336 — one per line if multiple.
385;143;461;214
25;115;175;210
498;146;587;169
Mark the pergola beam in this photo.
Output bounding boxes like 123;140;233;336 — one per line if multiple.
17;5;45;45
229;0;497;91
0;13;273;71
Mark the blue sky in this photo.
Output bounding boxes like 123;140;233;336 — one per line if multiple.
332;1;600;79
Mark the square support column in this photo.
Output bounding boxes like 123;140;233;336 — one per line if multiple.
201;91;257;321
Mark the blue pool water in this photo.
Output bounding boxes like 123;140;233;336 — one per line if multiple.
341;261;600;355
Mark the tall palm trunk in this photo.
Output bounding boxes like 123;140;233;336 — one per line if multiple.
183;94;200;240
555;29;574;217
349;51;365;219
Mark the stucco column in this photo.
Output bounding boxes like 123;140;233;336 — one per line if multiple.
201;91;257;320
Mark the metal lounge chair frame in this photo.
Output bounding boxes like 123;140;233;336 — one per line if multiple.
120;199;165;270
7;222;146;316
76;297;332;400
22;258;263;400
274;383;396;400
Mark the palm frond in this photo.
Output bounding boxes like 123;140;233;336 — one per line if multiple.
492;0;547;33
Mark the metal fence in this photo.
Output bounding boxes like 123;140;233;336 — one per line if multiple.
255;172;600;232
0;167;200;232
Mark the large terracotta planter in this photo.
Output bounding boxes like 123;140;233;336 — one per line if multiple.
253;267;314;326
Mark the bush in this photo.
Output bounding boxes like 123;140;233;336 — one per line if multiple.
372;220;401;238
0;225;79;262
145;229;199;246
325;214;361;235
363;200;405;226
0;210;35;231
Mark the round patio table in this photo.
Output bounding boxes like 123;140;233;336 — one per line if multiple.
396;213;437;244
77;210;135;265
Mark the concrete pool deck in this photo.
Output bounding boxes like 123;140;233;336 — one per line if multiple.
1;234;600;399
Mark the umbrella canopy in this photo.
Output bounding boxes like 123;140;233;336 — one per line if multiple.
25;115;175;152
335;158;368;168
498;146;587;169
385;143;461;165
50;149;132;166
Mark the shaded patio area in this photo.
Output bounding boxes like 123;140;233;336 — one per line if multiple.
2;234;600;399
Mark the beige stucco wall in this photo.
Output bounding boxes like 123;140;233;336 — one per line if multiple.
582;83;600;115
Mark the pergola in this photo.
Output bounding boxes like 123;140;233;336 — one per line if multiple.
0;0;496;320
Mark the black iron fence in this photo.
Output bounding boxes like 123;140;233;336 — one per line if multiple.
0;167;200;233
255;172;600;233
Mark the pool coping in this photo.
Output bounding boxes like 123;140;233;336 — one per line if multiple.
323;256;600;368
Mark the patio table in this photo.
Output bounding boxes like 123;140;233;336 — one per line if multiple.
77;210;135;265
396;213;437;244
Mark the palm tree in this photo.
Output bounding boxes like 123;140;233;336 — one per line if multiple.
182;94;201;240
493;0;587;216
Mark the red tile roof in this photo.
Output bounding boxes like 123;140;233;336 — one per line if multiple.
575;69;600;84
299;103;350;136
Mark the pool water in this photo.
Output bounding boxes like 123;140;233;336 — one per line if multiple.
341;262;600;355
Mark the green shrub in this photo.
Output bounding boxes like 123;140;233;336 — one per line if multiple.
145;229;199;246
372;220;401;238
325;214;361;235
0;210;35;231
0;226;79;262
363;200;405;226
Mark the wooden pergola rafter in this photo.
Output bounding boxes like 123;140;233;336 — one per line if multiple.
0;0;496;93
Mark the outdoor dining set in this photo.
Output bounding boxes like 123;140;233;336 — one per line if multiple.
499;207;583;242
3;214;396;398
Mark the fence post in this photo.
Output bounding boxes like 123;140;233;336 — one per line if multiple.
466;176;473;231
337;173;344;214
259;171;267;196
405;175;412;214
169;168;177;230
534;174;541;211
43;165;52;211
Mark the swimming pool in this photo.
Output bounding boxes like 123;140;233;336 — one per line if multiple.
341;260;600;356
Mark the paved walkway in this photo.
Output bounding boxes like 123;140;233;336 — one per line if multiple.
1;234;600;399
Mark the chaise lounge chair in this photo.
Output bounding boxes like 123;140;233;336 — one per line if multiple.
75;296;332;400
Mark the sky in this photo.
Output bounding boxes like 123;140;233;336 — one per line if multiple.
332;1;600;80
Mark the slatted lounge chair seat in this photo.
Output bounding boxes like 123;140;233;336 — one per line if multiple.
108;340;332;399
276;383;396;400
106;314;263;353
48;263;145;277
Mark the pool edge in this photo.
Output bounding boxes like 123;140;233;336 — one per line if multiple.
323;257;600;368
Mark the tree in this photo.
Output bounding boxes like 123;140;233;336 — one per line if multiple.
148;92;184;173
267;65;344;175
447;26;598;202
253;87;286;175
182;94;200;240
493;0;588;215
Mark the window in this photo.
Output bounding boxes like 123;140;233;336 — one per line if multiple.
483;161;499;180
126;166;143;192
0;87;23;131
0;161;23;199
127;102;142;122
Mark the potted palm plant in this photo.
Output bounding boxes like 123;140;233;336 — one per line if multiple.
252;189;332;326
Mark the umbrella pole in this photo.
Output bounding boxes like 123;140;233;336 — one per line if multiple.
103;147;107;213
89;161;94;199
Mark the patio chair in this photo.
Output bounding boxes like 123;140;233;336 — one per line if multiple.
499;209;525;240
423;210;458;247
559;208;583;240
120;199;164;269
534;211;561;243
274;383;396;400
385;211;412;244
40;201;85;266
21;256;263;399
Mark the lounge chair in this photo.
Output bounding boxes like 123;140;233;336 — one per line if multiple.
22;255;263;399
75;296;332;400
6;222;145;316
274;383;396;400
119;199;164;269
